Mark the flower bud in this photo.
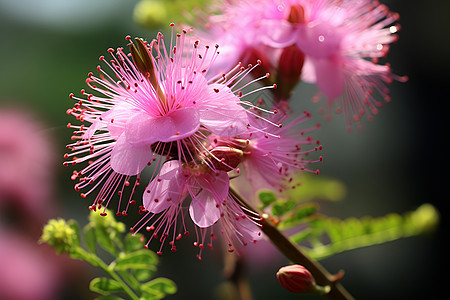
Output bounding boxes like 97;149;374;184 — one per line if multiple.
276;45;305;100
276;264;315;293
209;146;244;172
40;219;79;254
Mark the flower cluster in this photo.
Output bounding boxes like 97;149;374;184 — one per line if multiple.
65;25;320;258
194;0;407;130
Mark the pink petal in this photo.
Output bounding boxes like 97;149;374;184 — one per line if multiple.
311;56;345;99
300;57;317;83
84;103;138;140
296;23;342;59
189;190;222;228
143;160;186;213
259;19;297;48
188;171;229;228
110;133;152;176
125;107;200;145
199;84;249;136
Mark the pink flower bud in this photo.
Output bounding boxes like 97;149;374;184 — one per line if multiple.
276;265;315;293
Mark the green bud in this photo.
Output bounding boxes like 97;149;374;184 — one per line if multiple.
40;219;79;254
410;203;439;233
133;0;168;29
89;209;125;234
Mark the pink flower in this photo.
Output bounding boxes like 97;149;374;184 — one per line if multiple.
196;0;407;129
269;0;408;130
0;229;59;300
210;108;322;202
131;160;262;259
0;109;55;222
65;25;273;215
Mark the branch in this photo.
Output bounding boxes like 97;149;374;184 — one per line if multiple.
230;188;354;300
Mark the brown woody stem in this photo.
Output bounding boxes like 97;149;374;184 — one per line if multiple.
230;188;354;300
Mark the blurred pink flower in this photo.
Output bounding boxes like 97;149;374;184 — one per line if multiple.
197;0;407;129
0;109;55;222
0;230;59;300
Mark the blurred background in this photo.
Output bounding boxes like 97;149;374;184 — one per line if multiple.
0;0;448;299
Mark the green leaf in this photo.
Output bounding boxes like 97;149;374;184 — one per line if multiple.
84;224;97;254
290;228;313;244
303;204;439;260
258;190;277;209
141;278;177;298
134;269;155;282
114;249;158;271
95;225;117;255
90;277;124;295
95;296;125;300
271;199;295;216
124;233;145;253
278;204;318;230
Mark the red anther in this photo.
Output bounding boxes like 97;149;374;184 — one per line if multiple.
97;65;101;71
107;48;114;53
193;242;198;247
196;254;202;261
130;200;136;205
319;156;323;162
273;84;277;89
228;249;234;253
122;211;128;216
176;234;182;240
116;212;122;216
100;212;107;216
99;55;105;61
88;72;93;78
257;59;262;65
170;23;175;27
265;72;270;78
319;145;323;150
184;231;189;236
157;251;163;255
69;93;74;99
316;169;320;175
80;193;86;198
125;35;132;40
64;153;69;159
144;245;149;249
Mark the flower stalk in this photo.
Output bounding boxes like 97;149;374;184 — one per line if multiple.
230;187;354;300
